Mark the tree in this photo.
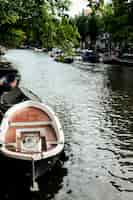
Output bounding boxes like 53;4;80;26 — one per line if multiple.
39;3;57;49
55;16;80;54
102;0;132;50
75;14;89;48
75;11;101;49
47;0;71;16
0;0;80;53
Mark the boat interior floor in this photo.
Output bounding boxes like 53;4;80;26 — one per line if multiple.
4;106;58;153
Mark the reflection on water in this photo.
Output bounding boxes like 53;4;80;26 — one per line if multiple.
0;157;67;200
101;66;133;193
4;50;133;199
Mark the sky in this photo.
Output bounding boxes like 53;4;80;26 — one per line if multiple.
69;0;88;16
69;0;111;16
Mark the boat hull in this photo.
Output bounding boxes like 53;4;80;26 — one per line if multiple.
0;150;61;180
0;100;64;189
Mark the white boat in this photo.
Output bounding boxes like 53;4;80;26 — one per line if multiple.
0;100;64;189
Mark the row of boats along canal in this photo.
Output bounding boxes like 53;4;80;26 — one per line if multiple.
0;64;64;190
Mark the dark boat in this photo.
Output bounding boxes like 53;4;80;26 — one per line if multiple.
0;67;18;78
103;55;133;66
0;71;64;190
113;57;133;66
63;56;73;64
54;55;74;64
82;50;99;63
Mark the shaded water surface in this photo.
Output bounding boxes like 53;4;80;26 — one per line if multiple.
3;49;133;200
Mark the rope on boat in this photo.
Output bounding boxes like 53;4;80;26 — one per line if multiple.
30;158;39;191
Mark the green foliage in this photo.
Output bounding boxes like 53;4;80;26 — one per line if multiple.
34;3;56;49
75;13;101;49
75;15;89;42
0;0;79;53
101;0;133;48
47;0;71;16
5;28;26;47
55;17;80;55
85;0;133;50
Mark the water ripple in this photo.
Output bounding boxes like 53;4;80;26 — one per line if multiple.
4;49;133;199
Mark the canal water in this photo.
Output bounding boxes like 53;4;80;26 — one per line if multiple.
3;49;133;200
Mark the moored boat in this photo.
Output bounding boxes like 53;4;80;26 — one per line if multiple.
82;49;99;63
103;55;133;66
0;91;64;189
54;55;74;64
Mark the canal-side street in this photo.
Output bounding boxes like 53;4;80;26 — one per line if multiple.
3;49;133;200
